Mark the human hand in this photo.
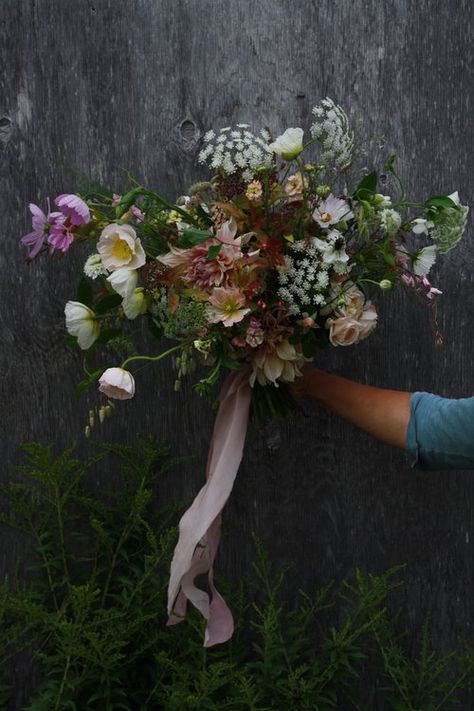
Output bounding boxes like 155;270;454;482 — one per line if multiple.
287;364;323;400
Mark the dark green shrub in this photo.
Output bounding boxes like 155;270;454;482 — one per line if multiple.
0;440;472;710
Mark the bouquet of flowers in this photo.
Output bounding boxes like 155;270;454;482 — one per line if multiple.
20;97;469;645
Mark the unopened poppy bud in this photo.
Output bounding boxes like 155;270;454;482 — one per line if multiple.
98;367;135;400
379;279;393;291
315;184;331;198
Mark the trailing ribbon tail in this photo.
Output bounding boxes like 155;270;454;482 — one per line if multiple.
167;369;252;646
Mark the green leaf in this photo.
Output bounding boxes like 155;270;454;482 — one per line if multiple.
178;227;213;248
115;187;143;218
95;328;122;345
383;253;396;266
77;277;94;308
95;293;123;314
353;171;377;199
302;339;316;359
64;334;80;349
75;369;104;394
424;195;457;210
195;204;214;226
221;357;241;370
207;244;222;260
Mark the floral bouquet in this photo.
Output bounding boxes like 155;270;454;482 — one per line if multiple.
20;97;469;645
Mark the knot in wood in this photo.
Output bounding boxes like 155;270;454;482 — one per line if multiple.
0;116;13;146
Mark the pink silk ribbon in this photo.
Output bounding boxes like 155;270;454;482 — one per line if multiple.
167;369;252;646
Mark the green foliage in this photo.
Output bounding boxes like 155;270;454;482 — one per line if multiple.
0;441;472;710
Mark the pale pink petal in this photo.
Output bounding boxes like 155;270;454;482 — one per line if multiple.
167;370;251;646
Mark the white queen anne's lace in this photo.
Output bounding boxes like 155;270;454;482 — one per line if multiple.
198;125;273;182
310;97;354;168
277;243;330;316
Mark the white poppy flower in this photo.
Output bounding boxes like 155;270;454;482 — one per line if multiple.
122;288;147;320
98;367;135;400
412;245;437;276
97;223;146;271
64;301;100;350
107;267;138;299
268;128;304;161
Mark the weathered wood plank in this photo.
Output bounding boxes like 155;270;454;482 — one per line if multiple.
0;0;473;707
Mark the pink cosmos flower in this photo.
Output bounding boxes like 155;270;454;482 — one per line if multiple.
208;287;250;327
54;193;91;226
48;220;75;252
313;194;354;228
21;199;64;260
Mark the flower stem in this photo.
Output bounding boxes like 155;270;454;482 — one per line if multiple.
121;341;192;370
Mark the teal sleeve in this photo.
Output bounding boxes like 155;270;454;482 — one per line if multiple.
406;391;474;471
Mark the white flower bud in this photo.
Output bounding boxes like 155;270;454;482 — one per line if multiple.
269;128;304;161
98;367;135;400
64;301;100;350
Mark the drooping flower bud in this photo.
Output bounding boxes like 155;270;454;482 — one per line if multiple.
98;368;135;400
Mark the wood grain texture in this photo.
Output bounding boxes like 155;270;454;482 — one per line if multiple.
1;0;473;707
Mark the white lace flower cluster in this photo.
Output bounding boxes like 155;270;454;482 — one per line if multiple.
431;197;469;253
84;253;108;279
310;97;354;168
198;125;273;182
277;241;330;316
379;208;402;237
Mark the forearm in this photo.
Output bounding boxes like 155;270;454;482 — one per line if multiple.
297;367;412;450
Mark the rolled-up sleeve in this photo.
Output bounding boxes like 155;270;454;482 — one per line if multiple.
406;391;474;470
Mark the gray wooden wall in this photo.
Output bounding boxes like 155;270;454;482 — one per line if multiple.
1;0;473;707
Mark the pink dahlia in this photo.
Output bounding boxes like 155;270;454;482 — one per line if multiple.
55;193;91;226
185;239;240;290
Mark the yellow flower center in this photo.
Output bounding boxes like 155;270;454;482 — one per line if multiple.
223;302;238;315
321;212;332;223
111;237;133;261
